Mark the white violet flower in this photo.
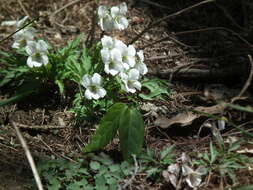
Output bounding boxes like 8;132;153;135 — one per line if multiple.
1;16;29;28
97;2;128;31
12;27;36;49
114;39;136;69
103;48;124;76
81;73;106;100
25;40;49;68
16;16;29;28
134;50;148;75
97;5;114;31
182;165;207;189
101;35;114;50
120;69;141;93
110;2;129;30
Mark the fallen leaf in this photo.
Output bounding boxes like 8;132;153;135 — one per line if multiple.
154;104;225;128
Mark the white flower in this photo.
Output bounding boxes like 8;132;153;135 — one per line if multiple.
103;48;124;76
134;50;148;75
97;5;114;31
182;165;207;189
25;40;49;68
1;16;29;28
101;35;114;50
120;69;141;93
110;2;128;30
114;40;136;69
12;28;36;49
81;73;106;100
16;16;29;28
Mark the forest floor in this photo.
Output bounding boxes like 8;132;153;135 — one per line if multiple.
1;0;253;189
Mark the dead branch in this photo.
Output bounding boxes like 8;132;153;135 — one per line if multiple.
149;64;248;82
231;55;253;103
12;121;66;131
142;27;253;49
128;0;215;45
11;121;44;190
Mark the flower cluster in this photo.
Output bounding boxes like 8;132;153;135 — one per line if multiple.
10;17;49;68
98;2;128;31
101;35;148;94
81;35;147;100
11;16;36;49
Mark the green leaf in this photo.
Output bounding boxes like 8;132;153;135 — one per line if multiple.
139;78;170;100
235;185;253;190
228;140;241;152
119;107;144;160
55;80;65;94
90;161;101;170
84;103;128;152
80;48;92;74
160;145;174;160
226;104;253;113
210;142;217;164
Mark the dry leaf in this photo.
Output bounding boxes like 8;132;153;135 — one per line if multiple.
154;104;225;128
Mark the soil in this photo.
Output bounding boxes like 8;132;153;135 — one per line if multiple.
1;0;253;189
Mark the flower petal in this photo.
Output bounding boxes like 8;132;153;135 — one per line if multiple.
97;88;106;98
101;49;110;63
111;6;120;18
128;69;140;80
119;2;128;15
25;41;37;55
101;35;114;49
85;89;93;100
91;73;102;85
81;75;91;88
37;40;48;52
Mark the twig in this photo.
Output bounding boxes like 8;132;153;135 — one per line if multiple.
118;155;139;190
11;121;44;190
50;0;82;18
0;17;40;44
0;0;82;44
139;0;170;10
128;0;215;45
174;27;253;48
142;27;253;49
17;0;31;18
86;2;98;48
215;3;246;31
149;64;248;82
231;55;253;103
12;121;66;131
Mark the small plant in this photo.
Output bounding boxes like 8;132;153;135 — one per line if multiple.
193;141;252;186
162;141;253;189
139;145;176;180
37;153;135;190
0;2;171;160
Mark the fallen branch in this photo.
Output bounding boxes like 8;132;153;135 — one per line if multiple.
149;64;248;82
12;121;66;131
142;27;253;49
11;121;44;190
231;55;253;103
128;0;215;45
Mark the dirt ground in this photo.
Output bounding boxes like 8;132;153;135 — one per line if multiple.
1;0;253;189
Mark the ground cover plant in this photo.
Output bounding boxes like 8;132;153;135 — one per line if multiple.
1;0;253;189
